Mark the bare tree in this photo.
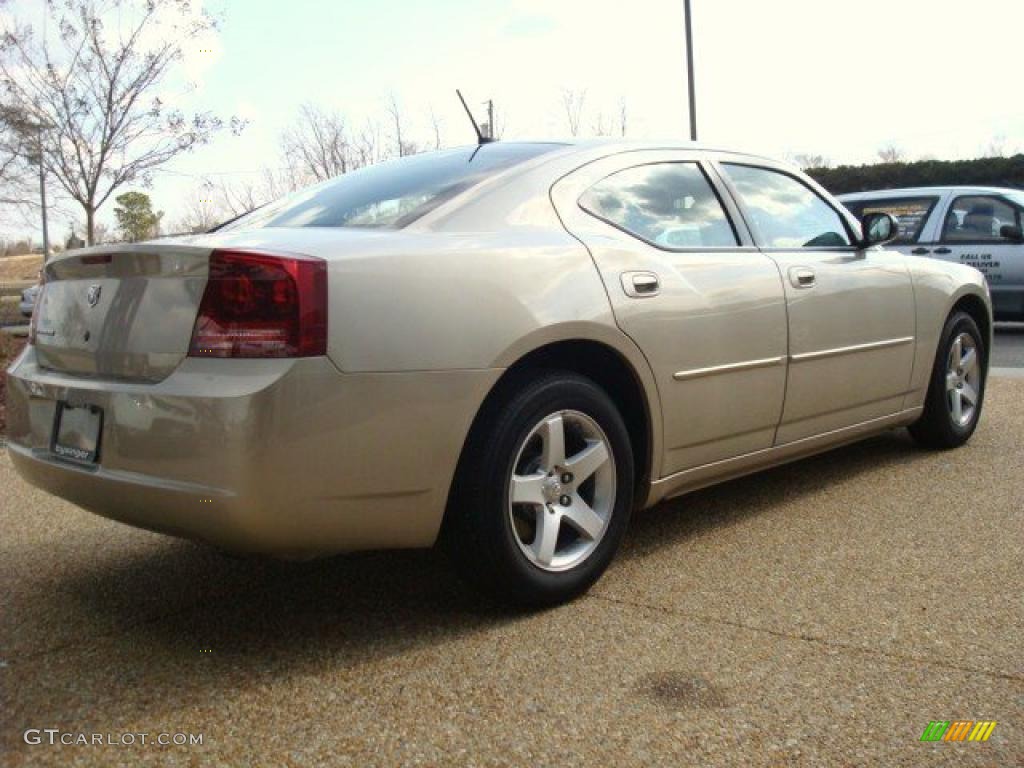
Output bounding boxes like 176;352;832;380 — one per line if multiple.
877;145;906;164
0;104;35;208
172;181;223;234
354;118;386;168
984;134;1007;158
561;88;587;137
618;97;627;137
281;103;352;182
791;153;831;170
429;107;443;150
385;93;417;157
90;220;113;244
0;0;243;244
215;173;273;218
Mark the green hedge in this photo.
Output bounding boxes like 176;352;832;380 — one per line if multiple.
807;155;1024;196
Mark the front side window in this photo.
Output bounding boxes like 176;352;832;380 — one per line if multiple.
942;195;1021;242
842;197;938;244
578;163;738;248
722;164;851;248
219;143;561;231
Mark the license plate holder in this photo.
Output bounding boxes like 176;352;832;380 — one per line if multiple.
52;402;103;465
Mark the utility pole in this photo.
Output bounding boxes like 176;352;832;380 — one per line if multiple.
486;100;495;139
36;126;50;261
684;0;698;141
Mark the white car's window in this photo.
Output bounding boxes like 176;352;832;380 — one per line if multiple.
942;195;1022;242
578;163;738;248
723;164;851;248
842;197;938;244
218;143;562;231
1006;191;1024;209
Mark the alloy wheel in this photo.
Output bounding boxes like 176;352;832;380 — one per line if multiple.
507;410;616;572
945;332;980;427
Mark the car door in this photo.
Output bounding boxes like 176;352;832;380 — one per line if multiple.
550;150;789;476
929;192;1024;318
717;161;916;444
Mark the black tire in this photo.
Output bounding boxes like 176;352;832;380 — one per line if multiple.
443;371;634;607
908;311;986;450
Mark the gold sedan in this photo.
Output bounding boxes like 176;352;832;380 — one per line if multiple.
6;141;991;605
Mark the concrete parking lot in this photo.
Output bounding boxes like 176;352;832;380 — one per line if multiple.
993;323;1024;371
2;380;1022;766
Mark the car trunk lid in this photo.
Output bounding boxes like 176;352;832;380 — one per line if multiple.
34;243;212;382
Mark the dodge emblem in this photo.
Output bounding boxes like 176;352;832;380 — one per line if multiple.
86;284;102;307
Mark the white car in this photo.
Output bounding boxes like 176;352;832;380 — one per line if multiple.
839;187;1024;320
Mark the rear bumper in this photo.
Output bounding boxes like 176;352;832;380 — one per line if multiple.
6;348;500;556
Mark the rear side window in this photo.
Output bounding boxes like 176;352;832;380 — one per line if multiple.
842;197;938;244
722;164;851;248
219;143;561;231
942;195;1022;242
578;163;738;248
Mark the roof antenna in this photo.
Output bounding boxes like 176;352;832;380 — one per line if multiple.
456;89;496;145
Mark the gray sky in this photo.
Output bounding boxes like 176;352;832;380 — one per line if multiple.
3;0;1023;242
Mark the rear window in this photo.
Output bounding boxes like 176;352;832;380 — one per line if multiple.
842;197;938;244
579;162;738;248
220;143;561;231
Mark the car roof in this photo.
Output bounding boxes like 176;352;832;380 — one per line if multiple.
405;139;859;233
473;138;786;165
565;137;783;161
838;186;1021;200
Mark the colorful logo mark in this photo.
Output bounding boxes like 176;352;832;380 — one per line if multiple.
920;720;996;742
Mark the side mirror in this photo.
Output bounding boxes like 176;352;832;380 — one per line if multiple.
1000;224;1024;243
860;212;899;247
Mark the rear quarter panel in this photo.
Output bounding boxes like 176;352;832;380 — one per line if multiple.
325;229;616;373
184;225;636;373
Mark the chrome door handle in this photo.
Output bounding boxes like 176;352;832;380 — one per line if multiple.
789;266;816;289
911;247;930;255
621;271;660;297
934;247;952;255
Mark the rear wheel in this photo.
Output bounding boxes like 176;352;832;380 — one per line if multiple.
909;311;986;449
445;372;634;606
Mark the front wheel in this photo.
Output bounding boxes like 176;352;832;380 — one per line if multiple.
909;311;986;449
444;372;634;607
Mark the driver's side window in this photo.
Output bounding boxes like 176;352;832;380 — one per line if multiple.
942;195;1019;242
721;163;852;248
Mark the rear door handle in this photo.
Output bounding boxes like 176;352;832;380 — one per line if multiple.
911;247;930;255
621;271;660;297
788;266;816;289
934;247;952;255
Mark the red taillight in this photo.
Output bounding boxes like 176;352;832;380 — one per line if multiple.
188;249;327;358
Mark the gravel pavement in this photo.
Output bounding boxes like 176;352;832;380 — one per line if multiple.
993;324;1024;369
2;380;1022;767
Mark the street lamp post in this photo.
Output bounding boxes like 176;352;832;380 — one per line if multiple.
37;127;50;261
684;0;697;141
